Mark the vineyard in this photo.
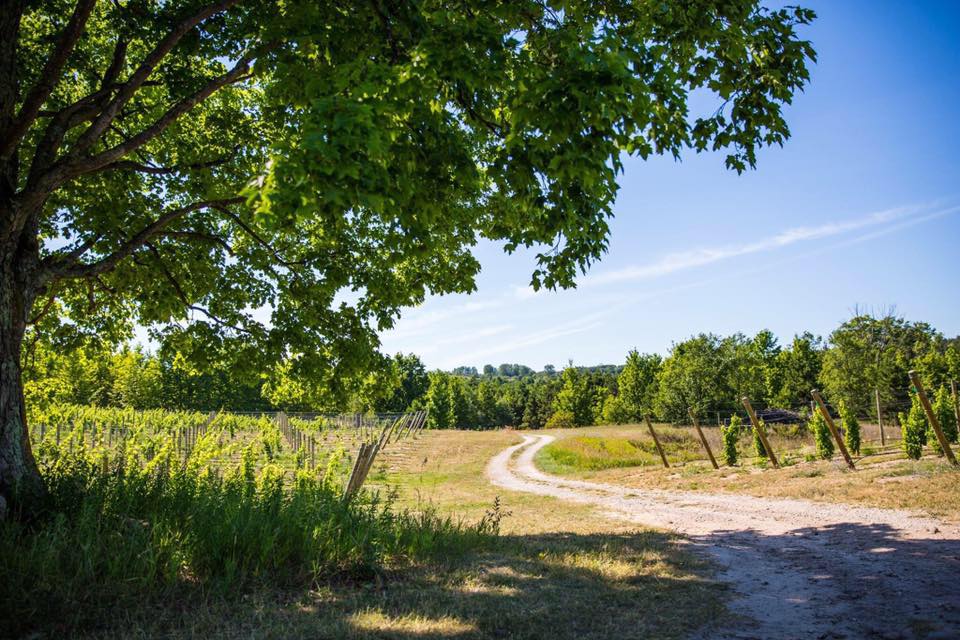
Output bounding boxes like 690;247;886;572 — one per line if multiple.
26;405;428;494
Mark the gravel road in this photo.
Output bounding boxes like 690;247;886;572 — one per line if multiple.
487;434;960;640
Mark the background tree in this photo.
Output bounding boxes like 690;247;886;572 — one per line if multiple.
821;312;940;418
553;364;594;427
655;334;727;422
617;350;661;422
771;332;823;408
424;372;455;430
378;353;428;413
0;0;816;504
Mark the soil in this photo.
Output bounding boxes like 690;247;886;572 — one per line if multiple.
487;434;960;640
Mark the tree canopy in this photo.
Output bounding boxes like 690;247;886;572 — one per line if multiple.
0;0;816;502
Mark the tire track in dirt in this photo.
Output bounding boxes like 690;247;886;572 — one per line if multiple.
487;434;960;640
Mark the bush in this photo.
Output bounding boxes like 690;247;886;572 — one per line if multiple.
753;419;768;459
933;386;958;445
900;393;927;460
545;409;576;429
721;415;740;466
839;399;860;455
808;410;834;460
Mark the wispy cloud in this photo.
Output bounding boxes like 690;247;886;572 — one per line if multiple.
436;308;618;368
584;204;932;286
413;323;515;356
386;299;504;340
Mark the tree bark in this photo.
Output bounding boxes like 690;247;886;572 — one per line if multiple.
0;204;44;518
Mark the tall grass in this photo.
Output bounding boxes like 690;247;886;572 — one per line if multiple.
2;427;493;636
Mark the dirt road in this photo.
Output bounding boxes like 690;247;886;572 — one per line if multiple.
487;434;960;640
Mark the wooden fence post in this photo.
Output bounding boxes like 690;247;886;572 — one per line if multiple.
908;371;958;466
811;389;856;470
643;415;670;468
740;397;779;468
875;388;885;446
688;408;718;469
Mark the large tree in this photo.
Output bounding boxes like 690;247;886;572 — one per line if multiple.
0;0;815;509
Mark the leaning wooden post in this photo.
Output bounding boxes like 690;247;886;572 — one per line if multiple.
740;396;779;468
875;388;885;446
908;371;958;466
643;414;670;468
810;389;856;470
688;408;718;469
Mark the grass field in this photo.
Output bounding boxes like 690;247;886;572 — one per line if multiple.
534;422;960;523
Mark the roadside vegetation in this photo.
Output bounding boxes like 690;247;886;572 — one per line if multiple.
2;407;493;638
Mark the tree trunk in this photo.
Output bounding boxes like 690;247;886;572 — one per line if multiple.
0;219;44;518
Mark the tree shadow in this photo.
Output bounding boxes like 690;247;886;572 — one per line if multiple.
84;530;727;640
689;521;960;639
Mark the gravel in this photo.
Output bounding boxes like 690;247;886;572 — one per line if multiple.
487;434;960;640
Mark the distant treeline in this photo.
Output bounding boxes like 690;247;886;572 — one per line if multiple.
24;313;960;430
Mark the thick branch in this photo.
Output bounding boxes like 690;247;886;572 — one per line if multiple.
41;196;243;283
70;0;242;156
0;1;25;128
30;46;267;198
0;0;98;159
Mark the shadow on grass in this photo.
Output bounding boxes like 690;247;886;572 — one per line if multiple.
39;530;725;640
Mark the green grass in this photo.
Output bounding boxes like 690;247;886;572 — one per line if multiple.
538;432;704;473
2;448;493;638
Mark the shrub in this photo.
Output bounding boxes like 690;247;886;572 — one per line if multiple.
721;415;740;466
808;410;834;460
900;393;927;460
753;419;768;459
839;399;860;455
545;409;576;429
933;385;958;445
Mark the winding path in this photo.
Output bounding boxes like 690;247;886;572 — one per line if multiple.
487;434;960;640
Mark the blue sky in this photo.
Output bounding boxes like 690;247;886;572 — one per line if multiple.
379;0;960;371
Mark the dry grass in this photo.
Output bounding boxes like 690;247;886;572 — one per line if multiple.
536;423;960;523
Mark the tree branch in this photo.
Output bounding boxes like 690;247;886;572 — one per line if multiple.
30;44;270;198
213;204;304;269
41;196;243;283
100;150;236;175
0;0;98;160
147;242;254;336
159;229;234;255
70;0;242;156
